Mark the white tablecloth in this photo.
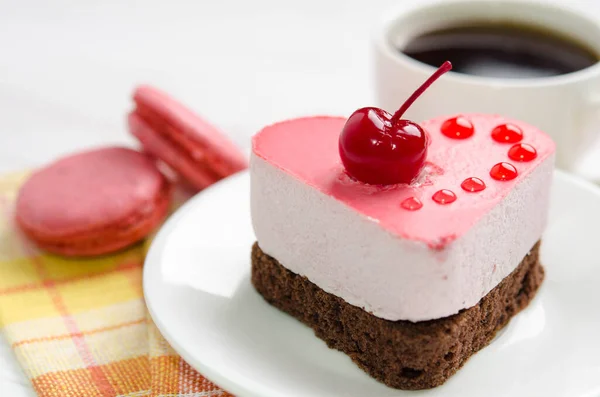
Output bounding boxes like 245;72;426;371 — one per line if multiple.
0;0;597;394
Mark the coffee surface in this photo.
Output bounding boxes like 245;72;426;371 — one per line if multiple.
402;23;599;78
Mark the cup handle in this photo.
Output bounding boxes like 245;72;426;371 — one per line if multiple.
573;92;600;183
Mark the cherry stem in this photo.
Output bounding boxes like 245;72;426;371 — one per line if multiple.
390;61;452;125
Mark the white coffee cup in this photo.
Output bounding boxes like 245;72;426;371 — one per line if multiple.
374;0;600;176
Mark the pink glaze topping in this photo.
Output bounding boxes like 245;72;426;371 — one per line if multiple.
252;114;555;249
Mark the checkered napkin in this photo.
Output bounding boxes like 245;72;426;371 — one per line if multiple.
0;172;232;397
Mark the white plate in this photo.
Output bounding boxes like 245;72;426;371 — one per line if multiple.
144;170;600;397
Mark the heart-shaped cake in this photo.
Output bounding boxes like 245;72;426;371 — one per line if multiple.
249;63;555;390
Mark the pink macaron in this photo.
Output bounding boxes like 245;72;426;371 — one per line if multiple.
128;85;248;190
15;147;171;257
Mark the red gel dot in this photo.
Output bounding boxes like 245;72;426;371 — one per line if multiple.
432;189;457;204
461;177;486;192
508;143;537;162
491;124;523;143
490;162;518;181
401;197;423;211
441;116;474;139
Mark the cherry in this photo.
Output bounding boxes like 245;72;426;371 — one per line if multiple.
339;62;452;185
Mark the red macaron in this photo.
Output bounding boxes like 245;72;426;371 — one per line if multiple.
128;85;248;190
15;147;171;257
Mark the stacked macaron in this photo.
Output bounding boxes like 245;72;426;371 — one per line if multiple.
15;86;247;257
129;86;247;190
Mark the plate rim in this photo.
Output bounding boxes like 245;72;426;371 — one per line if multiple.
143;169;600;396
144;171;262;396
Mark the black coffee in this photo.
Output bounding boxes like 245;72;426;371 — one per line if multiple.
402;22;599;78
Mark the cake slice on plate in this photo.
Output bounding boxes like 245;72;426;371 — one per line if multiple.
249;63;555;390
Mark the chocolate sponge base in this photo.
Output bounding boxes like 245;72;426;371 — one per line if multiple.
251;241;543;390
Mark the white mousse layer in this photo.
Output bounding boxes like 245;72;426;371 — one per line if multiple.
251;153;554;322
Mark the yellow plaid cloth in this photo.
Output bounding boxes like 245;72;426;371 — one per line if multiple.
0;172;232;397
